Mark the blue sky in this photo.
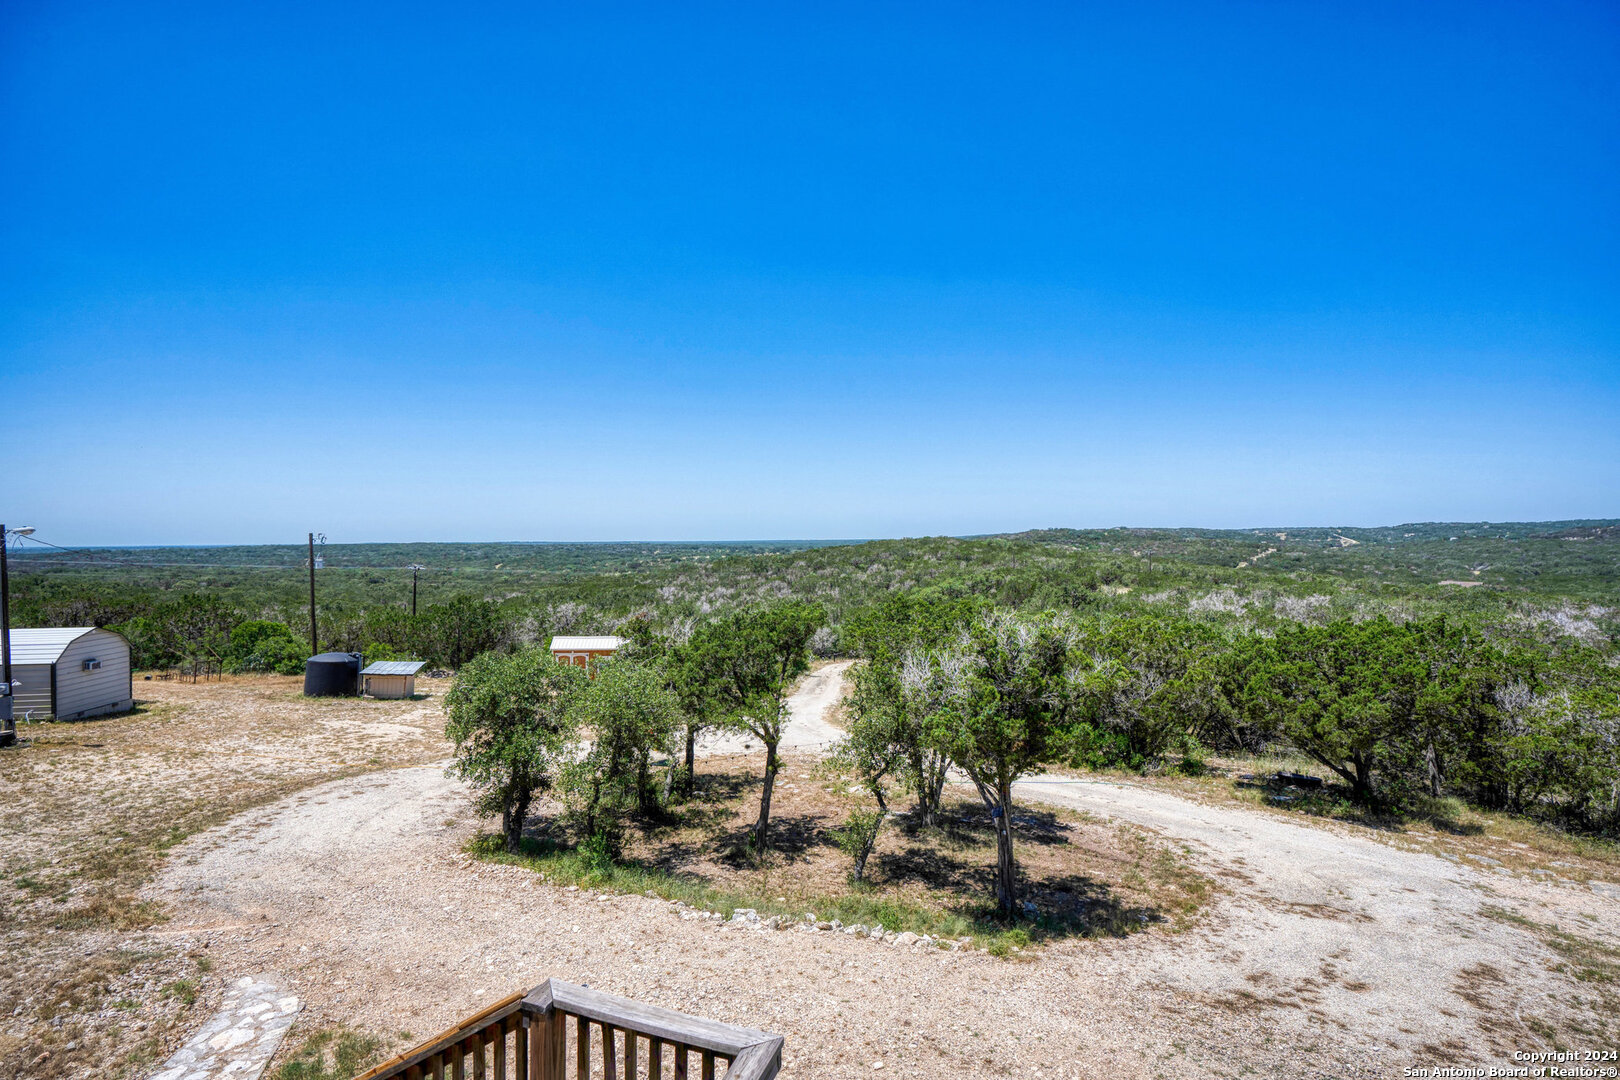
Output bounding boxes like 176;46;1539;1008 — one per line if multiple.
2;1;1616;544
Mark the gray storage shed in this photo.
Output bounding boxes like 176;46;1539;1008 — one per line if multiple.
360;660;426;699
7;627;134;721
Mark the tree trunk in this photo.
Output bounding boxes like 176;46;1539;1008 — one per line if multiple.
852;807;886;883
1353;755;1374;804
502;789;532;854
927;757;948;825
1302;748;1360;795
910;749;948;828
683;724;698;796
908;747;932;826
752;739;779;852
993;780;1017;916
585;776;602;840
637;750;659;815
1425;740;1442;798
971;776;1018;915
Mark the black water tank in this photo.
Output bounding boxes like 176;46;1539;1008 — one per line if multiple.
303;652;363;697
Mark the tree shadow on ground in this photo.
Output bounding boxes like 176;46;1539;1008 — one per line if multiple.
870;798;1166;940
710;812;839;867
1237;777;1486;836
897;798;1074;849
1017;875;1164;938
501;777;1192;946
640;769;757;837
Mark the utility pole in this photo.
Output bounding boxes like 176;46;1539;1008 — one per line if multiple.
308;532;318;657
1;526;35;748
1;524;12;748
408;564;424;617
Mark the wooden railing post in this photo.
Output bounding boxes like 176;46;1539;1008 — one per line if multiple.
529;1011;549;1080
549;1011;565;1078
358;982;781;1080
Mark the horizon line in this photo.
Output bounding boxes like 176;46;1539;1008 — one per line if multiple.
8;516;1618;551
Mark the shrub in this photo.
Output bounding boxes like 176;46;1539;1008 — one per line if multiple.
833;808;888;883
560;659;683;840
361;641;403;663
225;621;307;675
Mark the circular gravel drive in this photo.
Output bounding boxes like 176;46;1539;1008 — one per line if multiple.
147;670;1619;1078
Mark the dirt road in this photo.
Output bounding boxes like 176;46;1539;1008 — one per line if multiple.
146;667;1620;1077
695;660;852;754
1000;775;1620;1061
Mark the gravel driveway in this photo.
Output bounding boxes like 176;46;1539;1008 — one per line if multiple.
146;668;1620;1078
1001;776;1620;1060
695;660;852;754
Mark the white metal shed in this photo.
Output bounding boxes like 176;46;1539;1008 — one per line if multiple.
6;627;134;721
360;659;426;699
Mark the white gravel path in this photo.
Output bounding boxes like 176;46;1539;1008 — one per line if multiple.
695;661;852;755
998;775;1620;1056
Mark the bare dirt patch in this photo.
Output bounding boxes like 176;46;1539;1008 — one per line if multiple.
1000;772;1620;1064
148;747;1620;1079
146;763;1328;1078
0;675;451;1080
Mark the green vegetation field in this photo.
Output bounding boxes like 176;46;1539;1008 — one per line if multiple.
9;519;1620;902
12;521;1617;658
11;521;1618;826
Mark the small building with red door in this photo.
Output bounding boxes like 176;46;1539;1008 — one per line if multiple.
548;635;627;671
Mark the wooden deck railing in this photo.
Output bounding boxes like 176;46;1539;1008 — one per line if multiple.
354;980;783;1080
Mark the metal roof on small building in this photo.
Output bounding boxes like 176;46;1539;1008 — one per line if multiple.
548;635;627;652
359;660;427;676
6;627;99;665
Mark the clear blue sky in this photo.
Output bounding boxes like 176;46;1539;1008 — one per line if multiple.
3;1;1616;544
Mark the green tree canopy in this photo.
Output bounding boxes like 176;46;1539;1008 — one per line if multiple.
926;611;1078;915
1071;615;1230;769
685;600;824;850
1234;618;1430;803
443;647;584;852
562;658;684;842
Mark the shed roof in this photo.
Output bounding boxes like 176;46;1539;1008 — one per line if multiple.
6;627;99;665
549;635;627;652
360;660;427;676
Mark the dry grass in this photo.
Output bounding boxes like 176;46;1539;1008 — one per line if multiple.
1120;753;1620;886
269;1027;385;1080
0;674;452;1080
1477;905;1620;1048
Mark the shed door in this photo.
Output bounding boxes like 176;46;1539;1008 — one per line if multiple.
10;664;54;719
